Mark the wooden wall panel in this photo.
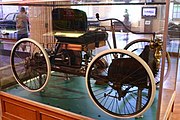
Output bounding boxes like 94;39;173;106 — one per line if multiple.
40;112;64;120
0;97;1;119
0;91;94;120
3;101;36;120
1;116;10;120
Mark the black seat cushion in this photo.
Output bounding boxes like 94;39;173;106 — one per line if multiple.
54;31;108;45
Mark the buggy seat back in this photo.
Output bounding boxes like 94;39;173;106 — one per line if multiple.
51;8;108;45
52;8;87;32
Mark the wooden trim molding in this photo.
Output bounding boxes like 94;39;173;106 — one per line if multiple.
0;95;2;120
159;90;176;120
0;91;94;120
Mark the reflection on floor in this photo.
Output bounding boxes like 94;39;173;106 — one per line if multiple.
3;74;158;120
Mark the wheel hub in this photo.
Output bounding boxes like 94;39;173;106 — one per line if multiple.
109;82;130;99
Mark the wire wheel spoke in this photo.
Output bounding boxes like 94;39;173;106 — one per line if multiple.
10;38;51;92
86;49;155;118
124;39;171;85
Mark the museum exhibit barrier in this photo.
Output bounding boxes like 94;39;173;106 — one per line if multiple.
9;7;160;119
0;0;179;120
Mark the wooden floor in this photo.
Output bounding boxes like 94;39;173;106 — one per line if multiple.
171;59;180;120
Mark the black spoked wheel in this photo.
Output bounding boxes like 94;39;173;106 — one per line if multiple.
124;39;171;85
86;49;155;118
10;38;51;92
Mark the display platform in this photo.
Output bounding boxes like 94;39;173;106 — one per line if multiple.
3;72;158;120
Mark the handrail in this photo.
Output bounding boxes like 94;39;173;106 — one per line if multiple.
95;13;156;39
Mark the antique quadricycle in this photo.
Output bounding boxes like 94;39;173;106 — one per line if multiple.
10;8;170;119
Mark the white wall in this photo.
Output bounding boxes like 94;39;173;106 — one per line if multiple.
1;0;19;18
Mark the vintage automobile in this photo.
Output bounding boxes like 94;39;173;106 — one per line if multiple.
0;13;18;38
168;22;180;38
0;12;29;39
10;8;171;119
0;13;17;31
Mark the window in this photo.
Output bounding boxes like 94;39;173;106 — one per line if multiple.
5;13;15;20
173;4;180;20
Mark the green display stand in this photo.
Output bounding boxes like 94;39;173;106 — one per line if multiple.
4;73;158;120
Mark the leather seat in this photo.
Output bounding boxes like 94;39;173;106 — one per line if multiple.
52;8;108;45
